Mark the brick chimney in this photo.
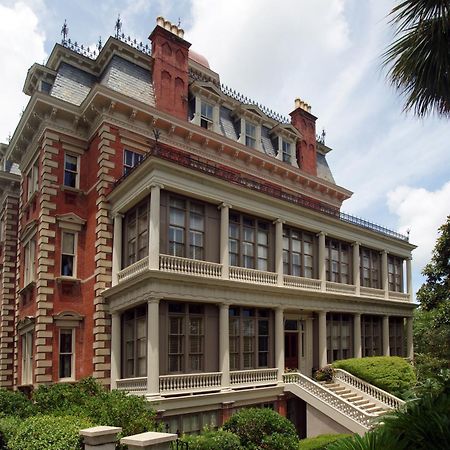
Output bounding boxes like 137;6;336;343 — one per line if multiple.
290;98;317;176
149;17;191;120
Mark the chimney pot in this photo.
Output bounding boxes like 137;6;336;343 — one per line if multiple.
171;24;178;34
156;16;165;27
177;28;185;38
164;20;172;30
294;98;302;109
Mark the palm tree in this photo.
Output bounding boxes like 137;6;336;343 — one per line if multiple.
383;0;450;117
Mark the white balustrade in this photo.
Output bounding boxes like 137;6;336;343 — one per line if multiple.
117;257;149;283
326;281;357;294
283;372;377;428
230;368;278;387
283;275;321;290
360;286;385;298
159;254;222;278
229;266;278;285
116;377;147;394
334;369;405;409
388;291;410;301
159;372;222;395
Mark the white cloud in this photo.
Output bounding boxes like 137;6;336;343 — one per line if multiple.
0;2;46;142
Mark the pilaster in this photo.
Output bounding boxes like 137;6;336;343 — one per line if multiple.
219;303;230;390
111;214;123;286
352;242;360;295
148;184;162;270
381;250;388;299
318;311;327;368
219;204;230;279
147;297;160;397
274;219;284;286
382;315;390;356
275;307;284;382
318;232;326;291
353;313;362;359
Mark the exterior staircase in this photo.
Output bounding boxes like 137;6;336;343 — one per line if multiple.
283;369;405;435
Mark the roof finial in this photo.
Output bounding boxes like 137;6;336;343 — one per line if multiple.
178;17;181;27
115;14;122;38
97;36;102;51
61;19;69;43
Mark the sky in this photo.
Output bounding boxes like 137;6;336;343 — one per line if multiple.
0;0;449;295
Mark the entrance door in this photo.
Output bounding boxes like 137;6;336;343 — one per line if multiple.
284;332;299;370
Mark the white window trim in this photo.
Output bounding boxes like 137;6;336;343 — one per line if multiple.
63;153;80;189
23;239;36;286
61;230;77;278
21;330;33;385
58;328;75;381
26;159;39;201
123;149;144;175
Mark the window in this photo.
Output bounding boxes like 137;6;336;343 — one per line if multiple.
282;140;292;164
326;313;353;362
21;331;33;385
123;149;144;175
23;239;36;286
165;410;219;435
388;255;404;292
200;102;213;129
168;303;205;373
61;231;76;277
168;197;205;260
229;213;270;270
360;247;380;288
26;161;39;200
59;329;74;379
122;306;147;378
229;307;271;371
124;201;148;267
325;238;351;284
361;315;382;357
283;227;315;278
389;317;404;356
63;154;78;188
245;121;256;148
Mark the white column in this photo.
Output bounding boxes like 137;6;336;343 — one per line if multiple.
318;232;326;291
353;313;362;359
318;311;327;368
275;307;285;382
192;96;201;125
212;105;220;133
219;303;230;390
406;317;414;360
147;298;160;397
148;184;162;270
352;242;360;295
255;124;262;151
112;214;123;286
219;204;230;279
381;250;389;299
274;219;284;286
382;316;390;356
110;312;121;389
406;257;413;302
238;118;245;145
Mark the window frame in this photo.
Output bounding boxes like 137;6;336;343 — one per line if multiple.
361;315;382;357
326;313;353;362
360;247;381;288
325;238;351;284
26;160;39;201
61;231;77;277
63;153;79;189
281;140;292;164
388;255;404;292
200;101;214;130
123;149;144;175
58;328;75;381
23;238;36;286
21;330;33;385
244;121;257;148
123;200;149;267
282;226;315;278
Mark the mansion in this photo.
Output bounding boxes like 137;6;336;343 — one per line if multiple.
0;17;415;437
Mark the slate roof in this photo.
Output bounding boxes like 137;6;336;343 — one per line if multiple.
316;152;335;183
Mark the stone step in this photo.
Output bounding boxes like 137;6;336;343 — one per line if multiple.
364;405;384;413
360;403;377;410
346;395;364;402
341;392;360;399
353;399;371;406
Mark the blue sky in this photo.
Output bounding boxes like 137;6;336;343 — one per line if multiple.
1;0;449;295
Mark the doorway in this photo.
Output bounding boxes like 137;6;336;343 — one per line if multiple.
285;332;299;370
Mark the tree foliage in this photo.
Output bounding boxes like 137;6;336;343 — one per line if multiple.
383;1;450;117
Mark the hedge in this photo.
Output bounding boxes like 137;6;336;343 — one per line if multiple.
181;430;243;450
0;389;34;418
332;356;416;398
298;433;352;449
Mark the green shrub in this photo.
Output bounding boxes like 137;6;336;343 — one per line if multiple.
333;356;416;398
181;430;243;449
0;389;34;418
0;416;22;450
8;415;93;450
298;433;352;449
314;365;335;382
223;408;298;450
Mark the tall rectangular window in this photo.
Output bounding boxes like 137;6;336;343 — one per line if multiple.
24;239;36;286
64;154;78;188
124;201;149;267
26;161;39;200
362;315;382;357
123;149;144;175
21;331;33;385
326;313;353;362
61;231;76;277
283;227;315;278
388;256;403;292
389;317;404;357
361;248;380;288
122;306;147;378
282;140;292;164
59;329;74;379
200;102;213;129
245;121;256;148
326;238;350;284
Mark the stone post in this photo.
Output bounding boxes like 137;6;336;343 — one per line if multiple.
121;432;178;450
80;426;122;450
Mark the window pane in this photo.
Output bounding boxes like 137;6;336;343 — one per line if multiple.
62;233;75;254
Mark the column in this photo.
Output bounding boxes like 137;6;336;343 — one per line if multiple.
275;307;285;382
318;232;326;291
406;317;414;360
110;312;121;389
148;184;162;270
219;303;230;390
147;298;160;397
318;311;327;368
112;214;123;286
382;315;390;356
352;242;360;295
274;219;284;286
255;124;262;151
353;313;362;359
192;96;201;125
219;204;230;279
212;104;220;133
406;257;413;302
381;250;388;299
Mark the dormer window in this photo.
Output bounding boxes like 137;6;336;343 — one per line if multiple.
282;140;292;164
245;122;256;148
200;102;213;129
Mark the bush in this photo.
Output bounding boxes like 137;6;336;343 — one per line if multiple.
181;430;243;450
299;433;352;449
332;356;416;398
314;365;334;382
8;415;93;450
0;416;22;450
0;389;34;418
223;408;298;450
